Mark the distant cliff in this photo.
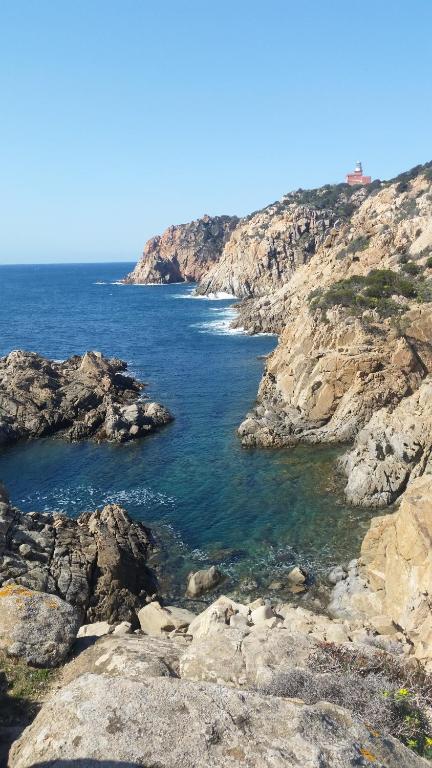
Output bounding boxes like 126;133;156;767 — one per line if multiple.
123;214;239;284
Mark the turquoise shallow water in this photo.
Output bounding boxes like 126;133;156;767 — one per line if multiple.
0;263;375;595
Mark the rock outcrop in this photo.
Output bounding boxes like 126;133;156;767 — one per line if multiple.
8;591;429;766
11;671;424;768
0;349;172;445
330;476;432;669
342;376;432;506
124;214;239;284
0;497;158;623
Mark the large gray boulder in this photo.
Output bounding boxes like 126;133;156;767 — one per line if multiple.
9;673;425;767
0;584;80;667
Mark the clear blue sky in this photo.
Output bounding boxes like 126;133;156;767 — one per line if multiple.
1;0;431;264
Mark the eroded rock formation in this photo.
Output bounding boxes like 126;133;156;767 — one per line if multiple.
329;476;432;670
0;497;158;623
124;214;239;284
0;349;172;445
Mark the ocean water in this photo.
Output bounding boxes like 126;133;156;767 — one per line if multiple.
0;263;375;596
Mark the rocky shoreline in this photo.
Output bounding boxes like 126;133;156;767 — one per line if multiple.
3;476;432;764
0;349;173;445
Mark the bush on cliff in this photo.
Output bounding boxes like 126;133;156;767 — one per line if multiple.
259;644;432;759
309;268;432;318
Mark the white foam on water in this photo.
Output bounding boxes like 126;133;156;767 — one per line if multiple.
191;306;245;336
18;484;176;515
173;290;238;300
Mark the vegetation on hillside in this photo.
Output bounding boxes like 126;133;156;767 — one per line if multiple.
309;268;432;318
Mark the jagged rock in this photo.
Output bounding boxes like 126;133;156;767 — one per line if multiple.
0;498;157;623
0;584;80;667
77;621;114;638
9;673;424;767
342;376;432;506
123;214;239;284
329;476;432;668
187;595;249;639
138;601;196;635
198;192;358;299
185;565;223;597
0;349;172;446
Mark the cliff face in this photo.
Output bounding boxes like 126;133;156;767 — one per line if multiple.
197;186;368;298
124;214;239;284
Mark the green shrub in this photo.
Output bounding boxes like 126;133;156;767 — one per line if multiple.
309;268;424;318
401;261;421;276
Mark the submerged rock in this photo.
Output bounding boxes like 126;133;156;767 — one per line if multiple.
0;349;172;446
185;565;224;597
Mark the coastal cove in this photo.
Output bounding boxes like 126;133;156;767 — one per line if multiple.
0;263;376;596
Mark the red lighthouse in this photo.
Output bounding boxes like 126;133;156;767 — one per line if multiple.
346;161;371;186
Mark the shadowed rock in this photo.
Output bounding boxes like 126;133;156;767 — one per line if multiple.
0;498;158;624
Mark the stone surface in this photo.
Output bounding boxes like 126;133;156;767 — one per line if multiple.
0;584;80;667
124;214;239;284
0;498;158;623
61;633;187;684
287;566;307;585
0;349;172;446
10;673;424;768
342;377;432;506
187;595;248;639
329;476;432;667
185;565;223;597
138;601;196;635
77;621;113;638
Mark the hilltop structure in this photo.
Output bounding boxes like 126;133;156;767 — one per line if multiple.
346;161;371;186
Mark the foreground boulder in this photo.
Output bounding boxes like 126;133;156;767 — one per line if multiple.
0;349;172;446
0;498;158;623
0;584;80;667
9;672;424;767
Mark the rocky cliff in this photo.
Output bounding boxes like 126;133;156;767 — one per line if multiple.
236;164;432;507
0;349;172;444
124;214;239;284
197;185;369;298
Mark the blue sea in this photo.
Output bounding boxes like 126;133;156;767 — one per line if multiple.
0;263;375;596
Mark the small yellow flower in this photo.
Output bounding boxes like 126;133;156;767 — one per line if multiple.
397;688;410;697
425;737;432;747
